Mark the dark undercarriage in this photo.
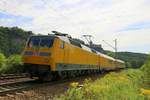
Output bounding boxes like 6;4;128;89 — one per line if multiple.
24;64;54;81
24;63;121;81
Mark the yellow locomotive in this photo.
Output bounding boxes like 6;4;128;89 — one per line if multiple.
22;31;125;80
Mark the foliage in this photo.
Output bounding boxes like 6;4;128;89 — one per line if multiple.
141;55;150;79
7;55;22;66
54;69;148;100
140;55;150;90
0;54;23;74
0;26;33;56
0;53;6;68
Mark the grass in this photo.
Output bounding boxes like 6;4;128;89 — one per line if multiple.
54;69;148;100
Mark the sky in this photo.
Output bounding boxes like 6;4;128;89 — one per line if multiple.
0;0;150;53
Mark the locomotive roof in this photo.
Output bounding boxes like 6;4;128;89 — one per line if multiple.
97;52;115;61
54;35;124;63
116;59;125;63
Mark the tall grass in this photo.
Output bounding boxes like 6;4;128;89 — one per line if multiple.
141;55;150;91
54;69;146;100
141;55;150;80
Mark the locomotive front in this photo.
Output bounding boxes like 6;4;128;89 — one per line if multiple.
22;35;55;79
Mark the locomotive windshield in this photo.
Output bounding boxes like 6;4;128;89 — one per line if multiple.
28;36;54;48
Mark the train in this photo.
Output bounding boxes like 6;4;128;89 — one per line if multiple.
22;31;125;81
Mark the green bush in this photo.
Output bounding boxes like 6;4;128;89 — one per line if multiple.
141;55;150;79
0;53;6;67
0;54;23;74
140;55;150;89
0;53;6;73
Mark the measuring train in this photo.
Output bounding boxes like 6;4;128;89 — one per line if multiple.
22;31;125;81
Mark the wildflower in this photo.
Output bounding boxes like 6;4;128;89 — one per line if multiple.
118;76;129;81
70;82;79;88
140;88;150;95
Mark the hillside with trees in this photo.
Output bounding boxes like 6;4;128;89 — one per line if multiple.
0;26;33;56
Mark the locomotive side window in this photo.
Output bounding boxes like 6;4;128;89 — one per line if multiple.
69;39;81;48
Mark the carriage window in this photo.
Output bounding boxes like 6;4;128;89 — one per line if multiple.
91;49;97;53
69;39;81;48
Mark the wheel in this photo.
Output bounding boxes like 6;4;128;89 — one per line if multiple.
38;72;53;81
58;71;66;80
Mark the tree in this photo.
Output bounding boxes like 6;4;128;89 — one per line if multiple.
0;26;33;56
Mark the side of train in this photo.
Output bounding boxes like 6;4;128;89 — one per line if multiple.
22;32;125;80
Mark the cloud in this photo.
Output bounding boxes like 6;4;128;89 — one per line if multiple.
0;0;150;53
119;21;150;31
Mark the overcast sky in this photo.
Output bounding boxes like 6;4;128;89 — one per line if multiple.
0;0;150;53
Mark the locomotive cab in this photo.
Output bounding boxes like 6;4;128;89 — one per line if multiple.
23;35;55;64
22;35;56;80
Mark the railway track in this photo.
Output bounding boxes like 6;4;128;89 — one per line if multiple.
0;79;38;96
0;76;69;96
0;75;97;96
0;73;28;80
0;70;121;96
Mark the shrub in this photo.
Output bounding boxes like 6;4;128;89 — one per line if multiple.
141;55;150;79
0;53;6;67
0;54;23;74
140;55;150;90
0;53;6;73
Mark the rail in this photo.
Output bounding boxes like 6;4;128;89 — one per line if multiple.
0;73;28;80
